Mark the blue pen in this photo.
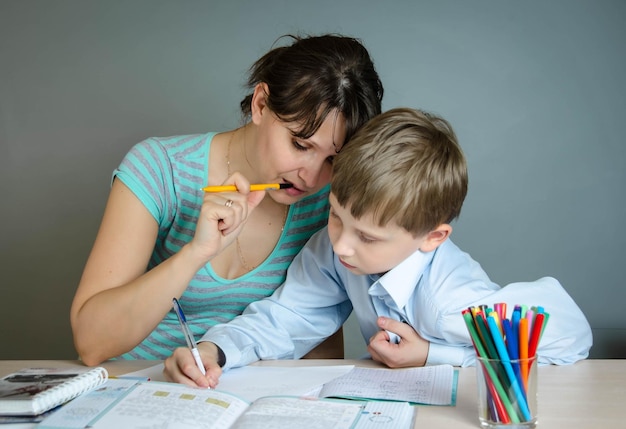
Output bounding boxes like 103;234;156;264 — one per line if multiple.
487;316;531;422
172;298;207;376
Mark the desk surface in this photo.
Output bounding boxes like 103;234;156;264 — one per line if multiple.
1;359;623;428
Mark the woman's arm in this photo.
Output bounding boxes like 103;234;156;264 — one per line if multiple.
70;180;213;365
71;176;263;365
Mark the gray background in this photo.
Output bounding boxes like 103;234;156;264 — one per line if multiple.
1;0;624;360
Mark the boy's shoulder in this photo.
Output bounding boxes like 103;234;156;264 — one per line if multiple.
433;238;469;259
429;238;488;280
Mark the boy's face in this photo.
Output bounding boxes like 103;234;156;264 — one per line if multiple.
327;194;427;275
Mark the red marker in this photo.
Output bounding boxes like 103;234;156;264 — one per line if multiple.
528;313;545;358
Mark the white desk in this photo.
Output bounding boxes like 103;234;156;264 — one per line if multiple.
1;359;623;428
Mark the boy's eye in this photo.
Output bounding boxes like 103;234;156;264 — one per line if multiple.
359;234;376;244
326;155;335;165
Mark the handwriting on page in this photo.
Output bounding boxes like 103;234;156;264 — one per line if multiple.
318;364;455;405
232;397;362;429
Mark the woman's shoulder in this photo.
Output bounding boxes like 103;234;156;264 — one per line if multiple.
122;132;216;171
142;132;217;155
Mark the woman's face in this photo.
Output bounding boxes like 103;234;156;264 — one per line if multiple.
254;107;347;205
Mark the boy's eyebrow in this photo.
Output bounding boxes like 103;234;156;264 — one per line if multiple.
356;227;388;240
330;204;388;240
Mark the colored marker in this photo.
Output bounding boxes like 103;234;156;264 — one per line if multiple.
462;310;513;423
528;313;546;359
488;316;531;422
519;317;529;390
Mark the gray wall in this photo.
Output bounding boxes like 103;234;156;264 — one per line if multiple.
1;0;624;360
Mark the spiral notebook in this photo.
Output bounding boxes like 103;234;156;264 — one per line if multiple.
0;367;108;416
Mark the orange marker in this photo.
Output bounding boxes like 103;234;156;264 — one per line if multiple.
519;317;529;390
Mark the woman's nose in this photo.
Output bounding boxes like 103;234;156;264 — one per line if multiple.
299;159;332;189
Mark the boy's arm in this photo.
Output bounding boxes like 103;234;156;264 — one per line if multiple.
430;277;592;366
493;277;592;365
200;229;351;370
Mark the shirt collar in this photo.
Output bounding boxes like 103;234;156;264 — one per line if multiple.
370;248;434;309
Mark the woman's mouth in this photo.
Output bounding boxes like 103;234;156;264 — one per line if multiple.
283;182;305;197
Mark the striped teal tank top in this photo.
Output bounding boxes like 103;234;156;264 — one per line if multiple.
113;133;330;359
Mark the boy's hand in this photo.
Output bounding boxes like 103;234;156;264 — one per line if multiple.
367;317;430;368
163;342;223;388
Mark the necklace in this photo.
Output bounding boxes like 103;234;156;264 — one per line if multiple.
226;128;289;272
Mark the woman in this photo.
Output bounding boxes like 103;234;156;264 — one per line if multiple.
70;33;383;366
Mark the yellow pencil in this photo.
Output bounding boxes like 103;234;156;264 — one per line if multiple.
201;183;293;192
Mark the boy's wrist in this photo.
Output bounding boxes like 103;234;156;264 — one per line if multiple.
216;345;226;368
197;341;226;367
416;341;430;367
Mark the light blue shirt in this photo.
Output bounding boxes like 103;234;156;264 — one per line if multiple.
202;227;592;368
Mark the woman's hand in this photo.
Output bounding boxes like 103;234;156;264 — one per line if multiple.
187;172;267;262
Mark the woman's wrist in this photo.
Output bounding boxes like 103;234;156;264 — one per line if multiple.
178;242;216;271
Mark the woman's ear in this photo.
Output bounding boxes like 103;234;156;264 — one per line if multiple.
250;82;270;125
420;224;452;252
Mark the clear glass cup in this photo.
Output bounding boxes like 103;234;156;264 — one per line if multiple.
475;356;538;429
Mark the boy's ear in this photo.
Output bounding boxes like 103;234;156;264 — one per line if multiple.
420;224;452;252
251;82;270;125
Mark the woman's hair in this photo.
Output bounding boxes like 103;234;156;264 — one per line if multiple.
331;108;468;237
240;33;383;145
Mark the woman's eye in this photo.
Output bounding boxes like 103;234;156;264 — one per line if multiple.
292;140;307;151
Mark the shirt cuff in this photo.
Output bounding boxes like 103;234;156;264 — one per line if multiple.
199;333;242;371
215;345;226;368
426;342;467;366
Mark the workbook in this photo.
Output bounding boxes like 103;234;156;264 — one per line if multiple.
120;362;457;405
87;381;416;429
318;364;457;405
0;367;108;416
74;364;455;428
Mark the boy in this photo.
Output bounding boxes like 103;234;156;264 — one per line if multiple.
164;108;592;388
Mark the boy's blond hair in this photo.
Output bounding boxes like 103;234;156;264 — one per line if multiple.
332;107;468;237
